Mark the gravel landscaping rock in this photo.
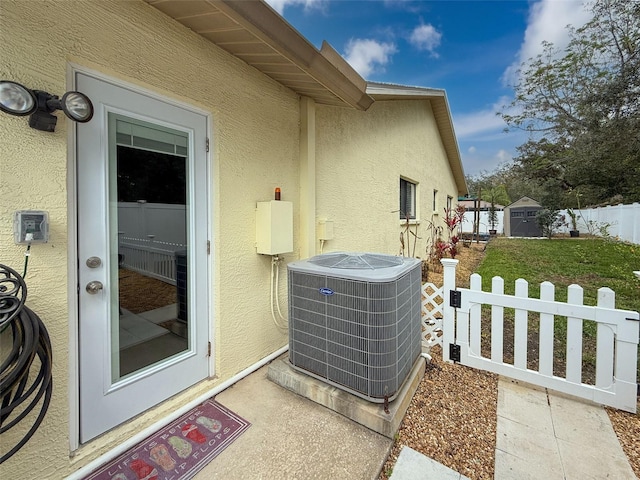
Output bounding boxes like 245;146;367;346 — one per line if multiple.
380;351;498;479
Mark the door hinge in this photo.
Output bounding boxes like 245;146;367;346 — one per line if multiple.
207;240;210;255
449;343;461;363
450;290;461;308
206;137;210;153
207;341;211;357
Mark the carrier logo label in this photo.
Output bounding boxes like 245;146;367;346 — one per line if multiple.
319;287;334;296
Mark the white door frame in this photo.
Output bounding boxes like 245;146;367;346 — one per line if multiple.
66;64;214;450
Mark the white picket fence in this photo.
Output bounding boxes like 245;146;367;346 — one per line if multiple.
423;259;639;413
119;237;185;284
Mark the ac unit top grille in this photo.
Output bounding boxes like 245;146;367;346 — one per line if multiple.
309;252;403;270
291;252;419;282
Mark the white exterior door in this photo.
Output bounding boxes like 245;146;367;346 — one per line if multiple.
76;72;210;442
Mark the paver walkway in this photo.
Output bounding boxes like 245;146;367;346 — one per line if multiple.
494;378;635;479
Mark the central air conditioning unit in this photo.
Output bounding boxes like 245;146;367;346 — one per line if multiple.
287;252;422;403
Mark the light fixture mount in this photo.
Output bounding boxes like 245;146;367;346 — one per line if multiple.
0;80;94;132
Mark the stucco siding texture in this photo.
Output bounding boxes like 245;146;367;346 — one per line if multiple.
315;99;459;257
1;0;296;476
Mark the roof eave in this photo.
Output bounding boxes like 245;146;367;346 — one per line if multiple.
145;0;373;110
213;1;373;110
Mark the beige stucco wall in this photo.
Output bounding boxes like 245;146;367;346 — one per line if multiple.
0;0;298;476
315;99;459;258
1;1;464;476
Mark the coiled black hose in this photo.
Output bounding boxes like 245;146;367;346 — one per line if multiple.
0;264;53;464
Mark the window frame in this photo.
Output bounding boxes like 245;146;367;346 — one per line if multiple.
399;177;418;220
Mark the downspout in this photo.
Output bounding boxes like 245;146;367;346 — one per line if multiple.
299;96;316;258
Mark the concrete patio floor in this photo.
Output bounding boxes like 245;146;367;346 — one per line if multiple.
191;357;635;479
193;360;392;479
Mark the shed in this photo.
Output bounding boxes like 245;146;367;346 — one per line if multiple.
504;196;543;237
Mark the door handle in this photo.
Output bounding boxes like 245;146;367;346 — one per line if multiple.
86;281;104;294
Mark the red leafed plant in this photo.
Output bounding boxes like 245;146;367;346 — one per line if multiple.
438;205;465;259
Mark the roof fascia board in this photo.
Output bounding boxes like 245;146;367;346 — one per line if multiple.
212;0;373;110
366;82;445;99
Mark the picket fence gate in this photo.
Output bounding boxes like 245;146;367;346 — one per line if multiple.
422;259;639;413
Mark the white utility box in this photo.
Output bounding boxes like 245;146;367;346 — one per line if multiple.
256;201;293;255
318;219;334;241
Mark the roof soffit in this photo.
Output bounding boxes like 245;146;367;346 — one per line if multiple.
143;0;373;110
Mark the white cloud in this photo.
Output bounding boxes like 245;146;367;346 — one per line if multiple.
264;0;326;15
409;23;442;56
462;146;516;177
502;0;591;85
468;146;476;154
495;149;512;164
453;97;512;139
344;39;397;78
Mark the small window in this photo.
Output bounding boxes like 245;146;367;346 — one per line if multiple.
511;211;524;218
400;178;417;219
446;195;453;212
433;189;438;213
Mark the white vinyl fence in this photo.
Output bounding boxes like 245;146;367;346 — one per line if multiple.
117;202;187;283
424;259;639;413
459;202;640;243
461;211;504;235
559;203;640;244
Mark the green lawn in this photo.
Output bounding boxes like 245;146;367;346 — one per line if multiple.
475;237;640;312
472;237;640;383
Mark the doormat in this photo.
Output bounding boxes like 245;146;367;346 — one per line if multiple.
83;400;250;480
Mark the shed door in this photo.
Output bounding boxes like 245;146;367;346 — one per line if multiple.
76;72;210;442
510;207;542;237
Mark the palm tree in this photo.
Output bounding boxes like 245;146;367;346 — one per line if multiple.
482;185;510;233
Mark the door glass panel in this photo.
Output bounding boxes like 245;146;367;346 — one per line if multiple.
109;113;190;381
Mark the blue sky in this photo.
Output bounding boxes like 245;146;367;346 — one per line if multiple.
264;0;592;177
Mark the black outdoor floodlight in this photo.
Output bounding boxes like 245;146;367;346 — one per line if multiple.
0;81;37;116
0;80;94;132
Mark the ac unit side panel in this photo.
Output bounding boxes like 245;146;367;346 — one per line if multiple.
327;366;369;396
287;258;422;401
290;347;328;379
